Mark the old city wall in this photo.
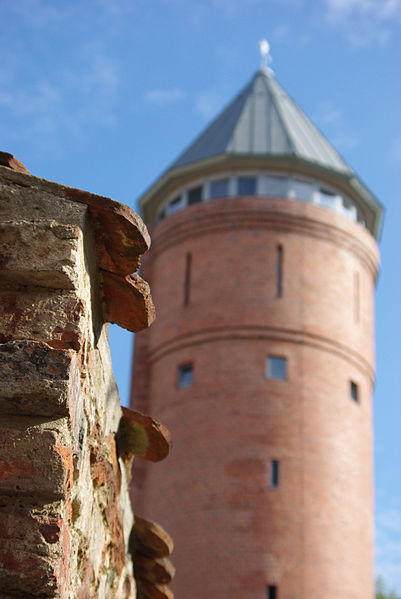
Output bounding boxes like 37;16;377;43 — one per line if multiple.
0;156;174;599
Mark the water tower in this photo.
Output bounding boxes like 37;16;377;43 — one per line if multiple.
130;58;382;598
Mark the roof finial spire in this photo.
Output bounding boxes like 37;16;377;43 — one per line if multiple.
259;38;274;76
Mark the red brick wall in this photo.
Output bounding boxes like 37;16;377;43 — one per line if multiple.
0;163;158;599
131;197;379;598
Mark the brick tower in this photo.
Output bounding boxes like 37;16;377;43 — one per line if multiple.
130;68;383;598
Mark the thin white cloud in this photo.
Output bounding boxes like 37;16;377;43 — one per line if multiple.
314;101;342;126
0;42;121;157
0;0;73;27
144;88;186;105
96;0;133;17
271;23;291;42
324;0;401;46
391;133;401;165
376;507;401;593
313;101;359;151
195;91;224;120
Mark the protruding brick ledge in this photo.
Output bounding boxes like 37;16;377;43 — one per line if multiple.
0;157;155;334
130;515;175;598
117;408;172;463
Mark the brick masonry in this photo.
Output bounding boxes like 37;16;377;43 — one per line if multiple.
131;196;380;598
0;160;173;599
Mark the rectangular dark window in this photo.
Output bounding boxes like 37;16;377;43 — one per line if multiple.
178;363;193;388
267;585;277;599
184;252;192;306
276;245;283;298
270;460;280;488
350;381;359;403
238;176;256;196
267;356;287;381
188;186;202;205
210;178;229;198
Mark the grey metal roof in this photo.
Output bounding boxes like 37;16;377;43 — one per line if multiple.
172;69;352;175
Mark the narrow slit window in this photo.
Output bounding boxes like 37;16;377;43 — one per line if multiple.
270;460;280;488
354;272;360;323
276;245;283;298
350;381;359;403
178;363;193;388
267;585;277;599
184;252;192;306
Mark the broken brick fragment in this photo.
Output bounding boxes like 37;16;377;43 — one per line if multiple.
102;271;155;333
131;515;174;559
137;579;174;599
135;553;175;585
117;407;171;463
0;152;29;174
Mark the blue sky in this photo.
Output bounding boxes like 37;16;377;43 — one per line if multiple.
1;0;399;591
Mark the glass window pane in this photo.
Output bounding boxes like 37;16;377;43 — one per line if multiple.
210;178;229;199
319;189;337;208
267;356;287;380
264;175;287;197
166;196;183;216
238;177;256;196
188;186;202;205
178;363;193;388
291;179;314;202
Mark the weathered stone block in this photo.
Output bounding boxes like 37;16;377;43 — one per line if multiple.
0;178;88;230
0;417;73;499
0;220;84;290
0;340;80;417
0;290;87;349
0;498;71;596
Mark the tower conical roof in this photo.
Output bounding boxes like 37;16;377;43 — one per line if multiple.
139;69;383;239
172;69;352;175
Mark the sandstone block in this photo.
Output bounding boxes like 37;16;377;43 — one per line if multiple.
0;178;88;231
0;548;60;596
0;290;87;349
0;340;80;417
0;418;73;498
0;220;84;290
0;498;65;557
0;166;151;276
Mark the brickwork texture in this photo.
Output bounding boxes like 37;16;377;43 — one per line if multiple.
131;196;380;599
0;160;174;599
